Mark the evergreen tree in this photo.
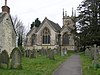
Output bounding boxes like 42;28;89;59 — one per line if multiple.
35;18;41;27
30;18;41;29
77;0;100;46
30;22;35;29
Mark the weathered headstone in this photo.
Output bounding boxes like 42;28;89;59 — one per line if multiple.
0;50;9;69
61;48;67;56
61;49;64;56
47;48;55;60
89;47;94;59
24;50;31;57
10;48;22;69
85;47;90;56
64;48;67;55
39;48;47;56
92;44;99;69
97;46;100;54
93;45;99;62
30;49;36;58
53;48;57;54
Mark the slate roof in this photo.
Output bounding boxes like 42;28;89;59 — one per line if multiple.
36;17;61;33
0;13;6;23
47;18;61;32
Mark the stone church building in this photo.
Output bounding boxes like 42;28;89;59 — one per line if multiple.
0;1;16;55
26;10;76;51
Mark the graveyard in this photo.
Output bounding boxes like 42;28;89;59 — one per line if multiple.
0;50;74;75
80;53;100;75
80;45;100;75
1;46;100;75
0;0;100;75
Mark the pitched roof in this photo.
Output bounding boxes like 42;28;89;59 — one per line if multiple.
47;18;61;32
0;12;17;35
36;17;61;32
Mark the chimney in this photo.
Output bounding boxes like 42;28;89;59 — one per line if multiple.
1;0;10;13
2;6;10;13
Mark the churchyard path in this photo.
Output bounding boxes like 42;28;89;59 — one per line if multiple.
52;54;82;75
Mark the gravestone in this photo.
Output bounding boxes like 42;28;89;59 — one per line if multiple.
97;46;100;54
39;48;47;56
92;44;99;69
10;48;22;69
89;47;94;59
0;50;9;69
47;48;55;60
30;49;36;58
61;48;67;56
53;48;57;54
61;49;64;56
25;50;31;57
64;48;67;55
93;45;99;62
85;47;90;56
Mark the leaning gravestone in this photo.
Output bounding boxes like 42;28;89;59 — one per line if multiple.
0;50;9;69
10;48;22;69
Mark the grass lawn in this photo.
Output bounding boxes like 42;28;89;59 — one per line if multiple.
80;52;100;75
0;52;73;75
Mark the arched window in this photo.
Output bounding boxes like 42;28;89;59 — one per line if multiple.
42;28;50;44
62;32;69;45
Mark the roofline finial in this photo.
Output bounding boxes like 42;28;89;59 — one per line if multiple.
65;11;67;17
72;7;74;17
5;0;7;6
74;10;76;17
63;8;64;18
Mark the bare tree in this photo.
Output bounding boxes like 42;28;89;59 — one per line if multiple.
12;16;25;47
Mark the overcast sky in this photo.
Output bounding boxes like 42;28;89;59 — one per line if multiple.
0;0;83;32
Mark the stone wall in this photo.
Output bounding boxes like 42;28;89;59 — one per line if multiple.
0;13;16;55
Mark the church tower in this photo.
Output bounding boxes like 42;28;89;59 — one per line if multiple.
61;8;76;51
62;8;75;29
2;0;10;13
62;9;69;27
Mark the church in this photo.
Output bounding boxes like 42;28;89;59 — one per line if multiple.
26;10;76;51
0;0;16;55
